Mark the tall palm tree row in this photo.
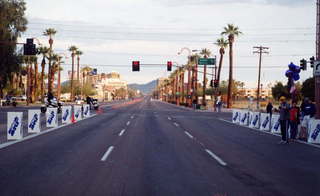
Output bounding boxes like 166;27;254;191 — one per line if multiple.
68;45;78;101
76;50;83;82
221;24;242;108
43;28;57;94
215;38;228;84
200;48;211;106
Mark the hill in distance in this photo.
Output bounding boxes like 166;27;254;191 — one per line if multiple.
128;80;157;95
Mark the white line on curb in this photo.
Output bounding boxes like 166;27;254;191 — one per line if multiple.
0;114;97;150
184;131;194;139
173;122;179;127
205;149;227;166
119;129;126;136
101;146;114;161
168;117;172;120
126;121;131;126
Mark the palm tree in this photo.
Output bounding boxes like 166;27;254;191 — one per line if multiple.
29;56;38;102
221;24;242;108
68;45;78;101
188;54;200;105
43;28;57;94
37;46;49;103
75;50;83;82
200;48;211;106
55;55;63;100
215;38;228;84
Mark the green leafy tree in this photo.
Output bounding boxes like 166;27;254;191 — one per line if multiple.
271;82;289;101
0;0;27;97
301;77;315;101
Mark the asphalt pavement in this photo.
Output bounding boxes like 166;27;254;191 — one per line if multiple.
0;98;319;196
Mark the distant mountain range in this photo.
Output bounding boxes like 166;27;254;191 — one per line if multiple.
128;80;157;95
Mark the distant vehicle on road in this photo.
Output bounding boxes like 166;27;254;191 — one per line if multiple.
16;95;27;101
41;96;63;113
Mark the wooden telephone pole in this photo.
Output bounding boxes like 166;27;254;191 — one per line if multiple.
253;46;269;110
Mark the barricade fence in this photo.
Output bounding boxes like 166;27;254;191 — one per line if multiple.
3;105;93;143
232;109;320;144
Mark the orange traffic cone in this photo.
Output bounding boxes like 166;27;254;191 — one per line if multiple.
71;111;76;123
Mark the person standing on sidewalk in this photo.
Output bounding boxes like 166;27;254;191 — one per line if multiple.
279;96;290;144
289;101;300;141
266;100;273;130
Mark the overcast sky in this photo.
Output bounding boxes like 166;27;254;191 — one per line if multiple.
21;0;317;87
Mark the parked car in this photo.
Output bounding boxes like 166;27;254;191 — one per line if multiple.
16;95;27;101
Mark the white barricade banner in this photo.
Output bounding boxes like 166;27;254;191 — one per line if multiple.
74;105;82;121
28;110;41;133
232;110;240;124
307;119;320;144
249;112;260;129
83;104;90;118
7;112;23;140
248;112;254;126
62;106;72;124
240;110;249;126
260;113;271;131
271;115;281;134
46;108;58;127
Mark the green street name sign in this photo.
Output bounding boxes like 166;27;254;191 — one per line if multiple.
198;58;216;65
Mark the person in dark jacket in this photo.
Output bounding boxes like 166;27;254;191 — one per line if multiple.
301;98;316;118
266;100;273;130
279;96;290;144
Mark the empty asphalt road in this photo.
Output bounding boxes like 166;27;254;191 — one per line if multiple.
0;98;319;196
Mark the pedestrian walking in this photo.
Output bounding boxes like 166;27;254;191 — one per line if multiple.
289;101;300;141
278;96;290;144
266;100;273;130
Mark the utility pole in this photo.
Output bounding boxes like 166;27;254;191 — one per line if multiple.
316;0;320;119
253;46;269;110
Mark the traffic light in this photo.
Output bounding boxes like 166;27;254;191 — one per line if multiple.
300;59;307;70
214;80;219;88
167;61;172;71
310;56;315;68
23;38;36;56
132;61;140;72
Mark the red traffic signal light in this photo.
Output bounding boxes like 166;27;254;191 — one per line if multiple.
167;61;172;71
132;61;140;72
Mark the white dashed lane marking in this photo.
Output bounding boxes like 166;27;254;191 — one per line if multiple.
184;131;194;139
205;149;227;166
119;129;126;136
101;146;114;162
126;121;131;126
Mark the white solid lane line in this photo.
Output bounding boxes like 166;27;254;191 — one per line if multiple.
126;121;131;126
205;149;227;166
184;131;194;139
168;117;172;120
173;122;179;127
101;146;114;161
119;129;126;136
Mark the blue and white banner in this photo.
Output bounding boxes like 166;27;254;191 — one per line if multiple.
249;112;260;129
7;112;23;140
260;113;271;131
307;119;320;144
62;106;72;124
46;108;58;127
83;104;90;118
28;110;41;133
240;110;249;126
232;110;241;124
271;114;281;134
74;105;82;121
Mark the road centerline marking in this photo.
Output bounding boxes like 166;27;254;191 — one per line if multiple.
184;131;194;139
131;115;134;119
173;122;179;127
126;121;131;126
205;149;227;166
119;129;126;136
168;117;172;120
101;146;114;162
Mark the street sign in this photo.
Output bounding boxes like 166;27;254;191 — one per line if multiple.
198;58;216;65
314;61;320;76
